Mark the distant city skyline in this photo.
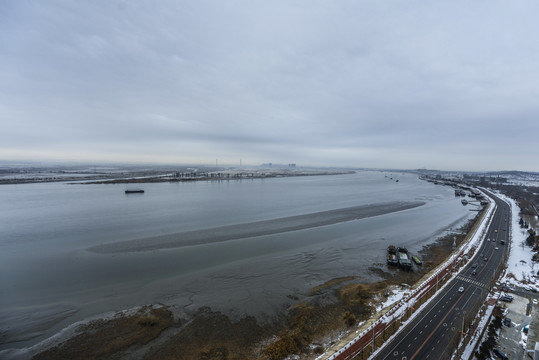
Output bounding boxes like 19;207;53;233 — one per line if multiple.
1;1;539;172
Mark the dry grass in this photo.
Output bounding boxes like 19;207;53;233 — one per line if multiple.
33;306;174;360
309;276;356;295
141;307;273;360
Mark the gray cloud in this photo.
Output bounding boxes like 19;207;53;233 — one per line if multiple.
1;0;539;170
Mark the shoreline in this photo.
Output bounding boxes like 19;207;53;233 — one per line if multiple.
0;169;355;185
11;212;482;360
77;170;356;185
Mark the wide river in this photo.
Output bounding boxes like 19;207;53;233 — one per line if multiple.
0;170;476;351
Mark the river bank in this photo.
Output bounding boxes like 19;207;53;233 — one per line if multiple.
21;213;479;360
0;164;353;185
78;169;355;185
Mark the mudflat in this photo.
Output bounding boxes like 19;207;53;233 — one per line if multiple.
89;201;425;253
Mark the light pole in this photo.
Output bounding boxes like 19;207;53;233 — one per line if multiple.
452;236;457;272
461;311;466;342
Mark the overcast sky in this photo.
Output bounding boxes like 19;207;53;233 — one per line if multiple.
1;1;539;171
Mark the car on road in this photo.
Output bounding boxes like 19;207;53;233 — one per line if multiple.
493;349;508;360
484;256;488;261
472;263;478;268
533;299;538;305
500;295;513;302
495;247;499;250
471;270;477;275
458;286;464;293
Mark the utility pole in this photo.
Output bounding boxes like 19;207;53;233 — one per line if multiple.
452;236;457;272
372;325;375;352
461;312;465;342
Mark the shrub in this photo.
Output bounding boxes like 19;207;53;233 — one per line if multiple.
264;334;300;360
343;311;356;327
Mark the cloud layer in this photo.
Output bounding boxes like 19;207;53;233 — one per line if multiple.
2;1;539;170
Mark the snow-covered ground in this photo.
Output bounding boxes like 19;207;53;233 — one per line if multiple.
458;301;496;360
497;192;539;287
375;286;410;312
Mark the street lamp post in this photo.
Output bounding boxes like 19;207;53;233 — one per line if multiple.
461;311;466;342
452;236;457;272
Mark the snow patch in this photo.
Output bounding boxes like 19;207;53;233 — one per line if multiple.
496;193;538;287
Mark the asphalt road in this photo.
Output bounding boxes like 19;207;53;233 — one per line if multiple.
373;191;511;360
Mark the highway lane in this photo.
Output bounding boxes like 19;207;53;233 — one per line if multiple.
373;192;510;360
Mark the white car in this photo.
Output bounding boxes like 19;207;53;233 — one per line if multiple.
458;287;465;293
533;299;538;305
495;247;499;250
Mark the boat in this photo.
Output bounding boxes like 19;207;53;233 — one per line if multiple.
125;189;144;194
412;255;422;265
455;189;466;196
387;245;398;266
397;247;412;269
461;199;468;205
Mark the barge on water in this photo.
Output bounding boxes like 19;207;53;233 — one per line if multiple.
387;245;398;266
397;247;412;269
125;189;144;194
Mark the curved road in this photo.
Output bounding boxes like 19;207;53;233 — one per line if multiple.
372;191;510;360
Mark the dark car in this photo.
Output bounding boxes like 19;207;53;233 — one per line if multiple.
503;318;511;327
493;349;508;360
472;270;477;275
